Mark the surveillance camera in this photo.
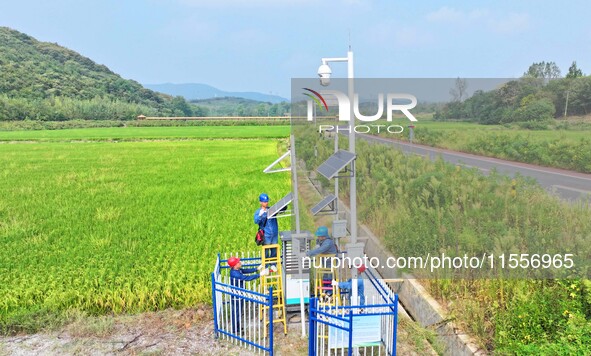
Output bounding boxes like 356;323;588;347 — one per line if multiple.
318;64;331;86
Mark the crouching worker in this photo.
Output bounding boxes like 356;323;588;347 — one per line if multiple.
307;226;339;297
306;226;338;258
228;256;269;334
332;265;366;308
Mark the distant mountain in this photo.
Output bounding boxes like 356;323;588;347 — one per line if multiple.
0;26;193;120
144;83;289;104
0;27;170;105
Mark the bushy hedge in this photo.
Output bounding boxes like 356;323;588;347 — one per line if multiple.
511;98;555;122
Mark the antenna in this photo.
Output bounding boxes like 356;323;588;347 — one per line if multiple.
348;29;351;50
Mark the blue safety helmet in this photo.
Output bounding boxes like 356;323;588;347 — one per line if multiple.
259;193;269;202
315;226;329;237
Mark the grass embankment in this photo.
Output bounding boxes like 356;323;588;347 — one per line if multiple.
298;127;591;353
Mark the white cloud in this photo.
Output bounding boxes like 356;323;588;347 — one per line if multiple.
426;7;487;23
426;7;463;22
426;7;530;35
489;13;530;34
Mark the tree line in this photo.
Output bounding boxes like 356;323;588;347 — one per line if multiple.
435;61;591;124
189;97;290;117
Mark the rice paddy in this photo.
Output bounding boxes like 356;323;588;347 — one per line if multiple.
0;128;290;333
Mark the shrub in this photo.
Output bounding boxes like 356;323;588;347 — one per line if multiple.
512;98;556;122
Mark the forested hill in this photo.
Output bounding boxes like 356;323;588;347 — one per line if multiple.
0;27;192;120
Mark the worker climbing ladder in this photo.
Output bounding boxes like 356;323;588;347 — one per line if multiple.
260;244;287;335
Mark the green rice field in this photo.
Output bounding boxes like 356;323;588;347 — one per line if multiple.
0;128;290;333
0;125;291;141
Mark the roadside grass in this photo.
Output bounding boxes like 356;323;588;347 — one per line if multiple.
297;125;591;353
379;117;591;172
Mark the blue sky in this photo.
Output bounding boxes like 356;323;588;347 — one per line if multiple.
1;0;590;98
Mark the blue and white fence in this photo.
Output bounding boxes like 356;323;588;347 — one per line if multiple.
309;265;399;356
212;251;400;356
211;252;275;355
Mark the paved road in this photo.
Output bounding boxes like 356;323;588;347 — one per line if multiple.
356;133;591;202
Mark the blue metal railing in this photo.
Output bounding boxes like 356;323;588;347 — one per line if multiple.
211;253;275;355
309;296;399;356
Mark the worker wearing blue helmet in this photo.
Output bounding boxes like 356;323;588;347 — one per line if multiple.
306;226;338;257
254;193;279;259
308;226;339;296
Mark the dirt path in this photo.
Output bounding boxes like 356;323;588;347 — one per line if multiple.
0;306;438;355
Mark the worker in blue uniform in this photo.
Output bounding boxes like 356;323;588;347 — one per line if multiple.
307;226;339;297
228;256;269;333
333;265;366;308
254;193;280;260
306;226;338;257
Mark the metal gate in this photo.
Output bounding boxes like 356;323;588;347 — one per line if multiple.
308;267;399;356
212;253;399;356
211;253;275;355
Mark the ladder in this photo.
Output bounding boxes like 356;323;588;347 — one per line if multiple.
260;244;287;336
313;254;341;308
312;254;341;342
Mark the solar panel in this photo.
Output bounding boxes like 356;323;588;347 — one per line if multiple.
311;194;337;216
316;150;356;179
268;192;293;218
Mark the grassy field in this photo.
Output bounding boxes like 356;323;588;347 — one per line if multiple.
386;117;591;144
381;117;591;172
0;125;291;141
0;133;290;333
298;126;591;353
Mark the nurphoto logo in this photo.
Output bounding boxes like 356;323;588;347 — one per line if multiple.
304;87;418;134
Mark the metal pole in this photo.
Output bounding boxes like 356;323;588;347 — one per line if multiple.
290;132;306;338
308;298;317;356
299;277;306;337
393;294;399;356
564;90;570;117
334;117;339;218
211;273;218;339
347;309;354;356
348;50;359;307
348;49;356;243
269;287;274;356
291;133;301;233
